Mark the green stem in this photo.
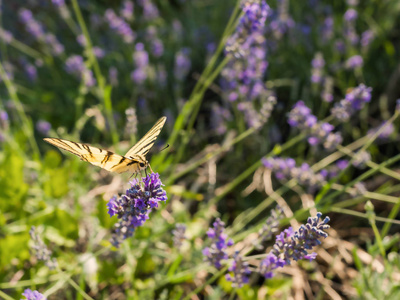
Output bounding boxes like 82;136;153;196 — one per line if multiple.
70;0;118;145
0;60;40;159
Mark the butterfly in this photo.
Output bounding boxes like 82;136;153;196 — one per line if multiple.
44;116;166;174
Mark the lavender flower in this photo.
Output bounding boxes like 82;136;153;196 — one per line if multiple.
45;34;64;56
19;9;45;40
172;223;187;249
174;48;191;81
124;107;137;138
104;9;136;43
352;150;371;169
311;52;325;84
272;213;330;264
138;0;159;21
256;205;284;249
151;39;164;57
21;289;46;300
65;55;96;87
211;103;231;135
225;0;270;56
344;8;358;22
343;8;359;45
262;157;327;191
109;67;118;86
108;173;167;247
269;0;295;40
258;213;330;279
25;63;37;81
331;84;372;122
321;77;334;102
361;30;374;49
321;16;333;42
259;252;285;279
202;218;233;269
36;120;51;135
226;252;251;288
120;0;134;21
345;55;363;69
29;226;57;270
288;101;342;150
0;28;13;43
368;121;394;140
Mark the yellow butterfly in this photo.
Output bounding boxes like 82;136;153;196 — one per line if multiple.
44;116;166;174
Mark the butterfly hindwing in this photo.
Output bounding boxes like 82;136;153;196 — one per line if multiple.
124;116;167;157
43;138;141;173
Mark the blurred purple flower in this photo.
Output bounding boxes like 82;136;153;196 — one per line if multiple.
262;157;327;191
226;0;270;56
321;16;333;42
19;8;45;40
130;68;147;84
361;30;374;48
77;34;87;46
174;48;191;81
311;53;325;84
21;289;46;300
321;77;334;102
109;67;118;86
108;173;167;247
0;28;13;43
352;150;371;169
336;159;349;170
345;55;363;69
25;63;37;81
93;46;105;58
29;226;57;269
211;103;231;135
65;55;85;75
226;252;251;288
105;9;136;43
331;84;372;121
255;205;284;249
52;0;65;7
120;0;134;21
45;34;64;56
172;223;187;249
203;218;234;269
65;55;96;87
288;101;342;150
344;8;358;22
151;39;164;57
133;43;149;68
36;120;51;135
368;121;394;140
138;0;159;20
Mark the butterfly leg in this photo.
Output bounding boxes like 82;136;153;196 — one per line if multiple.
148;164;154;174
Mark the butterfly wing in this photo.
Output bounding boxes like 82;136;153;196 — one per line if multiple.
43;138;141;173
124;116;167;157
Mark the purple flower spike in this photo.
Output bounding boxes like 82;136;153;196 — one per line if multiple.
226;252;251;288
331;84;372;122
108;173;167;247
22;289;46;300
203;218;233;269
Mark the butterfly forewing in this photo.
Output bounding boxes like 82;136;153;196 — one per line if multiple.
124;116;167;157
43;116;166;174
43;138;141;173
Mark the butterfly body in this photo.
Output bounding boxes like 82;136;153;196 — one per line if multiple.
44;116;166;174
